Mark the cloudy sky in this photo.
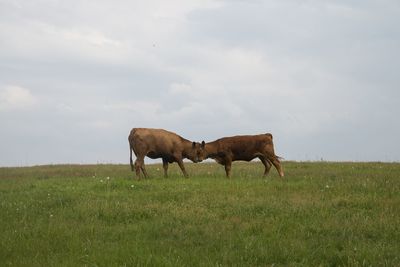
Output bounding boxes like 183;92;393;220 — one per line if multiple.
1;0;399;166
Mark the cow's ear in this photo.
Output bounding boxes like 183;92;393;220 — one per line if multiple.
192;141;196;148
201;141;205;148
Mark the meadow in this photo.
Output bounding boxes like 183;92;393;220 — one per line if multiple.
0;161;399;266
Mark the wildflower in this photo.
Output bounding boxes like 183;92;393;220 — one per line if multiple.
106;177;110;180
325;185;330;189
100;179;103;183
131;185;135;188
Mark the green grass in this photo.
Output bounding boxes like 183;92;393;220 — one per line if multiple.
1;162;399;266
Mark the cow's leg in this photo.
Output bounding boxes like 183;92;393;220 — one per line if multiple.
134;160;141;179
176;159;189;178
267;154;284;177
162;158;169;178
140;162;148;178
224;159;232;178
135;156;147;180
259;157;272;177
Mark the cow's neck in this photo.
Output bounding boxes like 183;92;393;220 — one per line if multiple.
205;141;219;158
181;139;193;157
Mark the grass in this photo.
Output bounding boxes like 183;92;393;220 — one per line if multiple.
0;161;399;266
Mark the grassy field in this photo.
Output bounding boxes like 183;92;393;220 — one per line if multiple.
0;161;399;266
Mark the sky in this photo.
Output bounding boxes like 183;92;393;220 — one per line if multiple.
1;0;399;166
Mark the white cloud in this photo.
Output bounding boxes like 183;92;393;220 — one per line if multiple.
0;85;37;110
169;83;194;95
62;29;121;48
89;120;112;130
0;0;222;68
104;101;162;114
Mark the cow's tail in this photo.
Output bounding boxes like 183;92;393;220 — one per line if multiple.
128;128;136;171
264;133;283;160
129;144;134;171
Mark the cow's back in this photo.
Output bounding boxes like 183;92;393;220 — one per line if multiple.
129;128;183;153
217;134;272;149
216;134;273;161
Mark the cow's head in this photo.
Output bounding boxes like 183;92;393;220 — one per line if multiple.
189;141;206;163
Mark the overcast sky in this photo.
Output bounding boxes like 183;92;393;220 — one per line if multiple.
1;0;399;166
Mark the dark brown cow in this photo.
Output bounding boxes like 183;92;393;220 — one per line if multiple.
201;133;284;178
128;128;204;179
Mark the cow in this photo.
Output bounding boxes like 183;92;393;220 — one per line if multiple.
128;128;204;179
200;133;284;178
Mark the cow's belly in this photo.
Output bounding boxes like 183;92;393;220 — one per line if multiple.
232;154;258;162
214;154;257;163
147;151;162;159
147;151;175;163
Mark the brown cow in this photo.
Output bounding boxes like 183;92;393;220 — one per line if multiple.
128;128;204;179
200;133;284;178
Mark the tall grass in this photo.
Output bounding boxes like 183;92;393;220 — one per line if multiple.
1;162;399;266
